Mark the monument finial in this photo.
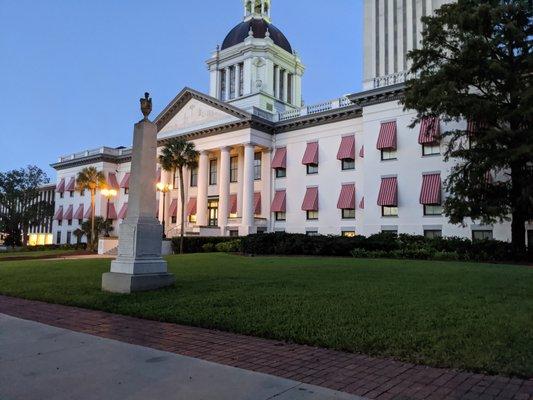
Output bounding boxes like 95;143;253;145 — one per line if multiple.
140;92;152;120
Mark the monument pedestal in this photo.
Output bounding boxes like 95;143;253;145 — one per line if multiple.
101;105;175;294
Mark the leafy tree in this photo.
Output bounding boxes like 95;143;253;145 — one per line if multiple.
79;217;113;246
76;167;106;251
402;0;533;254
159;138;199;254
0;166;53;247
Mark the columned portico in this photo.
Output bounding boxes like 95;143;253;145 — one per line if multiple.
218;146;232;234
197;150;209;227
240;143;256;236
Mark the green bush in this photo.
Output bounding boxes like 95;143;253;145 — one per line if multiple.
171;237;239;254
202;243;217;253
215;240;242;253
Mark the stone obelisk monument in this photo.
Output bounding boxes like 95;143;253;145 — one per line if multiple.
102;93;175;293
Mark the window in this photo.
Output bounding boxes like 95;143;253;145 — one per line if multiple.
306;210;319;220
80;189;85;197
171;215;177;224
208;199;219;227
220;69;227;99
422;143;441;156
58;220;62;226
382;206;398;217
424;230;442;239
306;230;319;236
124;188;129;195
342;209;356;219
229;66;236;99
381;149;397;160
382;229;398;235
68;220;72;226
342;159;355;170
189;214;197;223
190;167;198;187
275;212;286;221
238;63;244;97
60;192;64;199
230;156;238;183
287;73;293;104
254;152;262;180
78;219;83;225
279;69;285;100
472;230;493;241
56;231;61;244
209;159;218;185
424;205;443;216
66;231;72;245
342;231;356;238
69;191;74;198
229;230;239;237
257;227;267;234
307;164;318;175
275;168;286;178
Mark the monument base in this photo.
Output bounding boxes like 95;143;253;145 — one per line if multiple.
102;272;176;294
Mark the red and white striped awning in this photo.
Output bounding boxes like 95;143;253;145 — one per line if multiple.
271;147;287;169
359;145;365;158
168;199;178;218
254;192;261;215
107;173;120;190
377;121;397;150
120;173;130;189
377;177;398;206
53;206;64;221
302;142;319;165
419;174;442;205
418;117;440;144
65;177;76;192
301;187;319;211
73;204;84;220
107;203;118;220
118;203;128;219
271;190;286;213
84;206;93;219
359;196;365;210
337;184;356;209
56;178;65;193
337;136;355;160
229;194;238;214
186;197;197;216
64;205;74;220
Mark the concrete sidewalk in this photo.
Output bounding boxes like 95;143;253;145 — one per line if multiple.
0;314;362;400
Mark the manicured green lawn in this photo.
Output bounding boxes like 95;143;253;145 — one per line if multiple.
0;249;78;260
0;254;531;377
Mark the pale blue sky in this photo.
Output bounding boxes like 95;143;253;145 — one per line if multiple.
0;0;363;179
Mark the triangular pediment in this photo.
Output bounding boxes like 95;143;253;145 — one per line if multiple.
155;88;250;138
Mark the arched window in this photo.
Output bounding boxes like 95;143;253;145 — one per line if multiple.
245;0;252;14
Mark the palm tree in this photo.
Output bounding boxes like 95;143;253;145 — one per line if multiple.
159;138;199;254
76;167;106;251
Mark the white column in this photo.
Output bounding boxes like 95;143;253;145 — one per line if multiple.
283;72;288;103
236;64;241;98
225;67;231;101
240;143;255;235
237;146;245;217
218;146;231;235
197;150;209;227
261;149;272;220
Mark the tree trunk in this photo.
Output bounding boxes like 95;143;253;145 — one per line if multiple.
510;163;526;257
179;167;185;255
90;190;96;251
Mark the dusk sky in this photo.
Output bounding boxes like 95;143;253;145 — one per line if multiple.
0;0;363;180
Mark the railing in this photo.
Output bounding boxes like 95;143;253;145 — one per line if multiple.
373;71;411;88
278;96;352;122
58;146;132;163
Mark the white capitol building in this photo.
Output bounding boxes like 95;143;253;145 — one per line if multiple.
49;0;530;246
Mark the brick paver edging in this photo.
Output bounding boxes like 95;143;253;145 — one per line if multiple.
0;295;531;400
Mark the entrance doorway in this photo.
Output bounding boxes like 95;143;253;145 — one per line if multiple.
208;198;219;227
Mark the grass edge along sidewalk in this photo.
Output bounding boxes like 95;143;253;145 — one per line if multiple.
0;253;531;378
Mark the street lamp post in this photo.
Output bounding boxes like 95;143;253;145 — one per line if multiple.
156;182;173;239
101;188;117;237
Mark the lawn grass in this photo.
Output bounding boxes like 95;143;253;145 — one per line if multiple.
0;249;78;260
0;254;531;377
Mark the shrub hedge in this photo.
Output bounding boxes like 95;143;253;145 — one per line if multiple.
171;233;528;263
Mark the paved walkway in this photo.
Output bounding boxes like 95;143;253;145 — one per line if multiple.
0;314;359;400
0;295;531;400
